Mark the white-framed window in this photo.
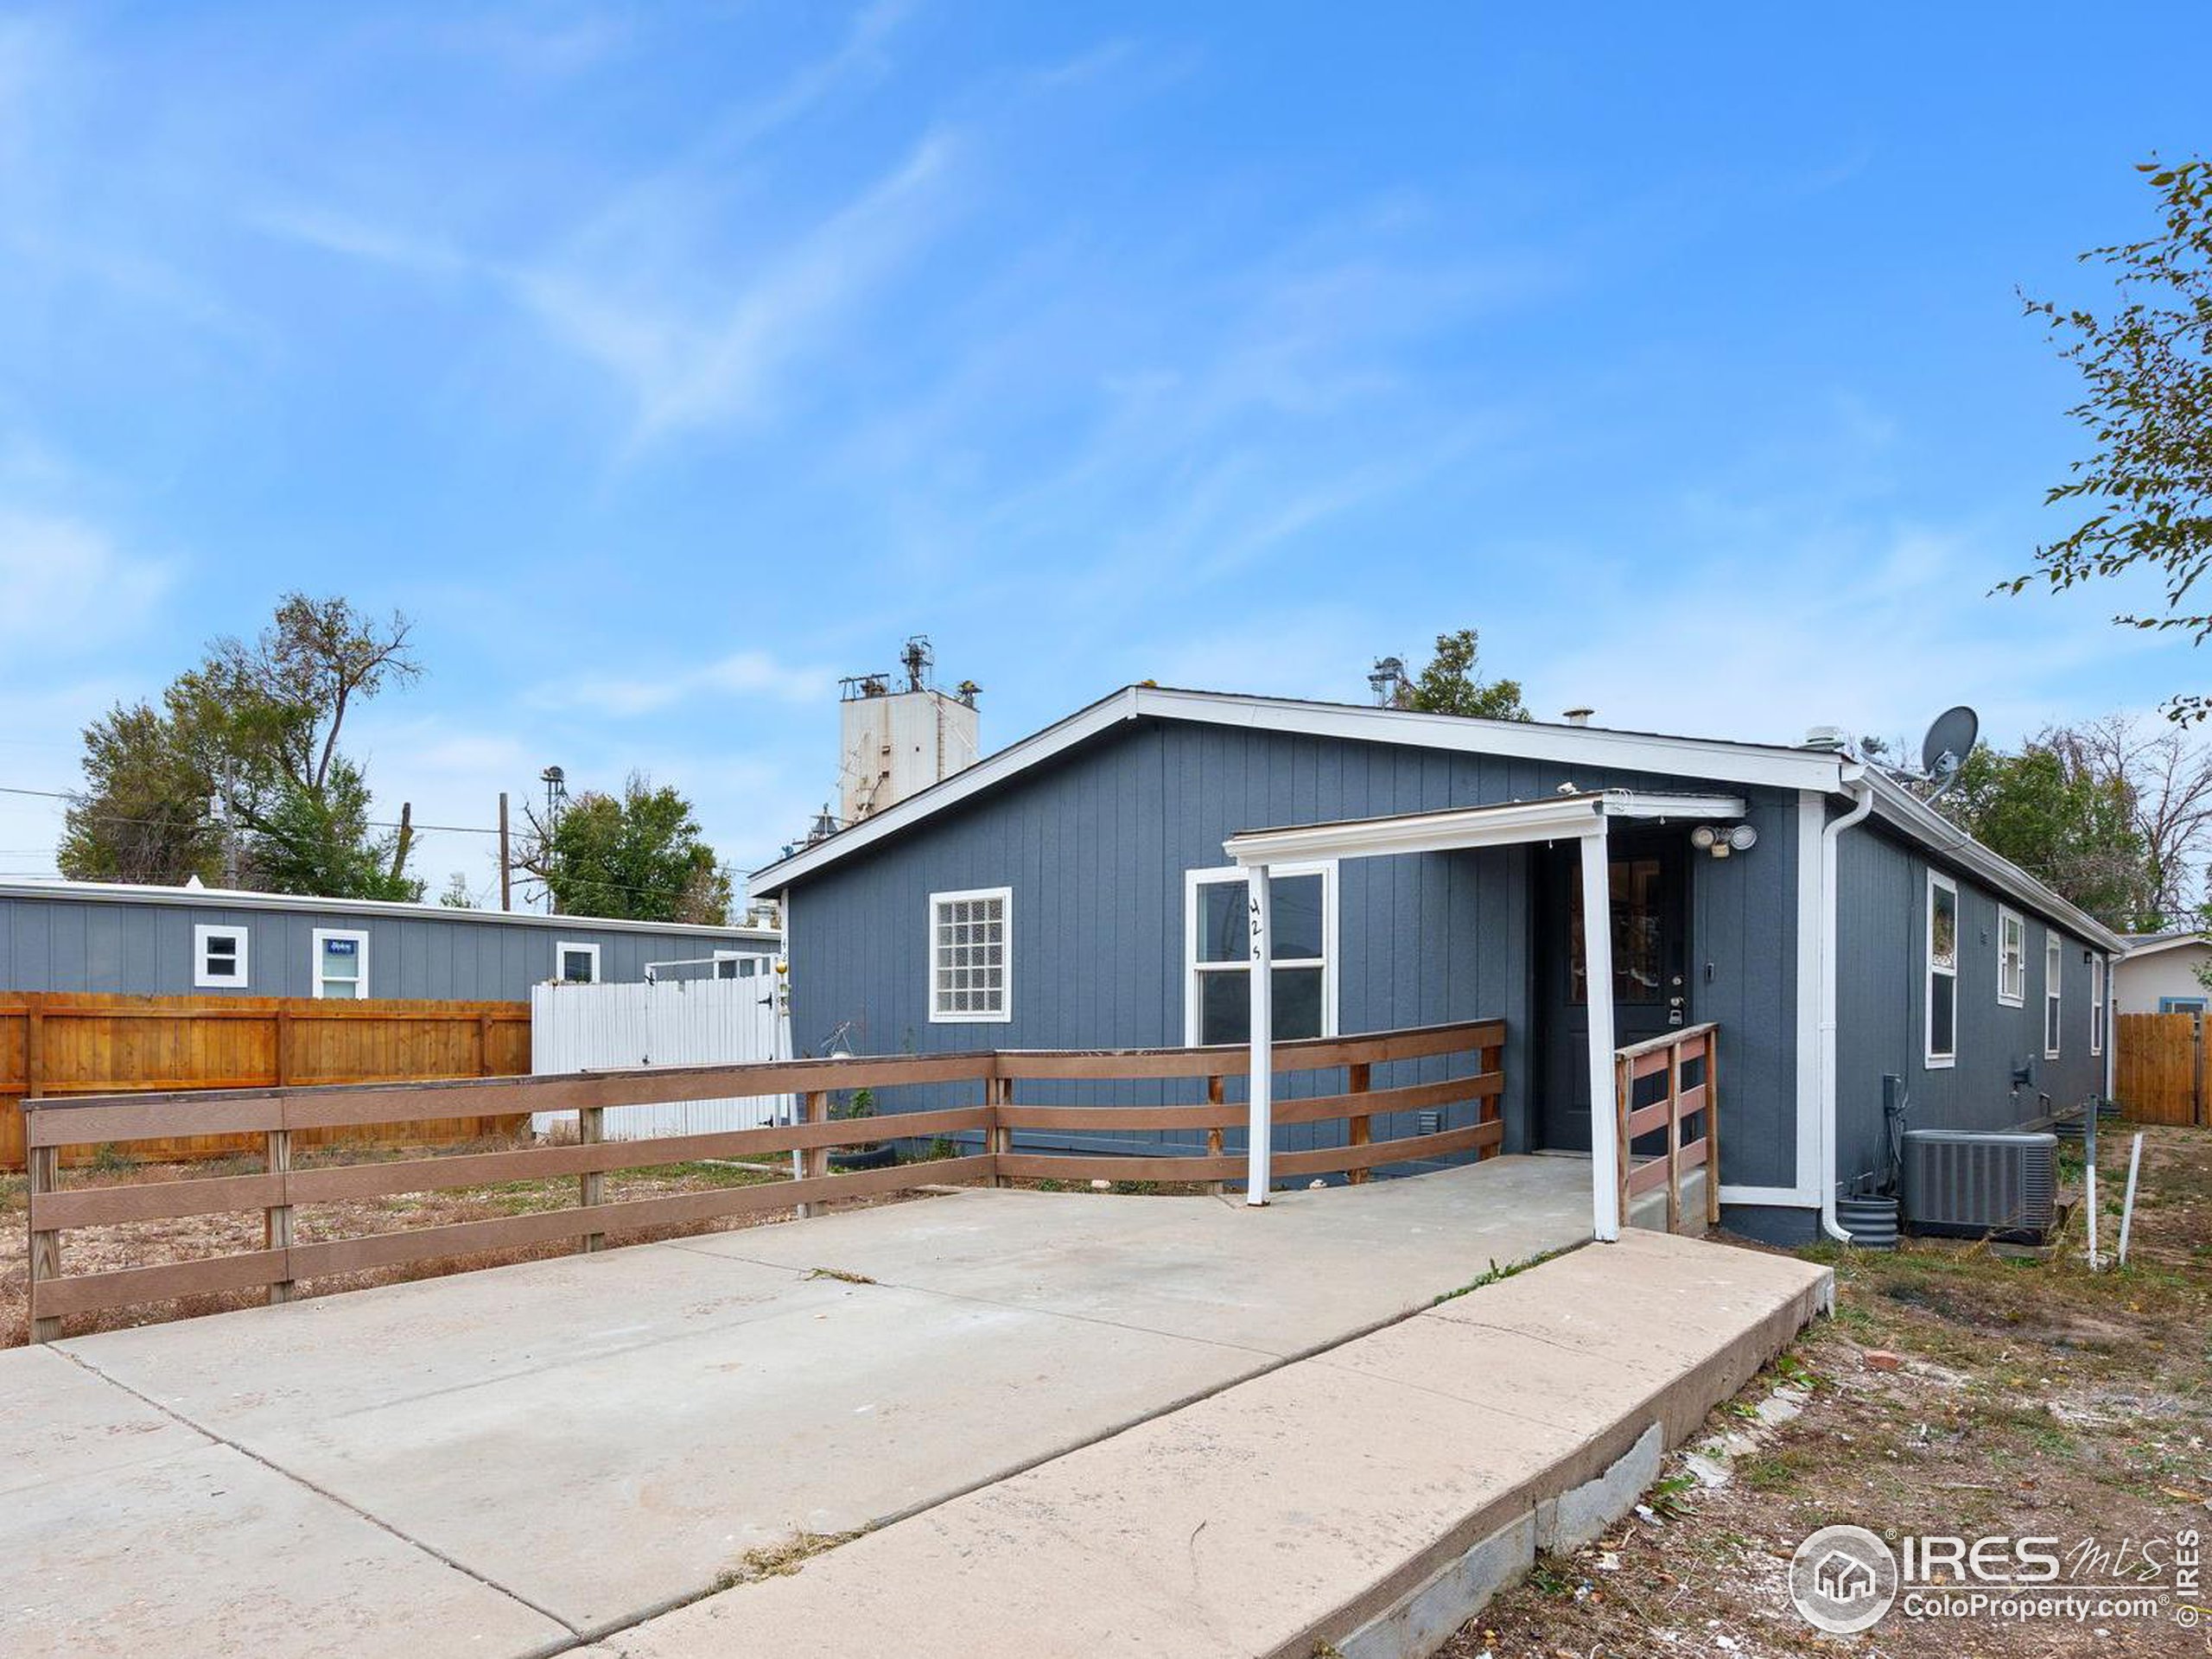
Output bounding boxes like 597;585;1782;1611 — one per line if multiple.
193;924;248;989
556;941;601;984
1996;907;2025;1007
714;950;768;979
312;928;369;1000
1185;862;1337;1047
1925;870;1957;1069
929;887;1011;1022
2090;954;2107;1057
2044;934;2063;1059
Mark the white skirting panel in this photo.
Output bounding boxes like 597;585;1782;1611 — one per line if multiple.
530;976;791;1139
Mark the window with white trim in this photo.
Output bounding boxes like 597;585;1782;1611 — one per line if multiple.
2044;934;2063;1059
1996;907;2025;1007
194;925;248;989
1925;871;1957;1068
556;941;601;984
2090;954;2106;1057
929;887;1010;1022
312;928;368;1000
1185;864;1336;1047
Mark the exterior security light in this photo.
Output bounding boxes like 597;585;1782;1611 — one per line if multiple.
1727;824;1758;852
1690;825;1718;849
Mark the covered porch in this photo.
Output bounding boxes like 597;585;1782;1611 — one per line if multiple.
1224;789;1741;1243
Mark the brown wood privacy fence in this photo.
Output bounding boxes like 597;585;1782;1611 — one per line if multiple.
2113;1012;2209;1127
24;1018;1504;1341
1614;1021;1719;1234
2;993;533;1171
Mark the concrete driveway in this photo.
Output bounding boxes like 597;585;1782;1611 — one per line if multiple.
0;1154;1592;1659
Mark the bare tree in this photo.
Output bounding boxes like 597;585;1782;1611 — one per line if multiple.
2050;713;2212;924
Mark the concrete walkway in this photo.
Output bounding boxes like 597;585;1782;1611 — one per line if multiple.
1;1154;1598;1659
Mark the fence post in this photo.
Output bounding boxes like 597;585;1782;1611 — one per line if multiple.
1663;1040;1682;1236
1345;1061;1372;1185
27;1128;61;1344
1205;1074;1225;1197
1705;1031;1721;1229
798;1089;829;1218
273;1007;291;1088
265;1127;296;1304
578;1103;606;1253
1615;1055;1632;1230
988;1074;1012;1188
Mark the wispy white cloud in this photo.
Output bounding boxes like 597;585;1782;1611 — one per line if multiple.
525;647;840;717
0;508;171;652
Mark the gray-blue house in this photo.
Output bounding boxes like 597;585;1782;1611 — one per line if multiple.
0;878;780;1002
749;686;2121;1245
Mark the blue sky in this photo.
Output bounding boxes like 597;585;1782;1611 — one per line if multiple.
0;3;2205;899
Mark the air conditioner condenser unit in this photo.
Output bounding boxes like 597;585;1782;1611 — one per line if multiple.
1901;1129;2059;1243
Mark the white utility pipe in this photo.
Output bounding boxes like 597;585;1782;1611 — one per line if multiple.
2118;1132;2144;1267
1245;862;1274;1206
1818;776;1877;1243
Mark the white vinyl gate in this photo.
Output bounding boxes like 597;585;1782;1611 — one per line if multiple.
530;976;791;1140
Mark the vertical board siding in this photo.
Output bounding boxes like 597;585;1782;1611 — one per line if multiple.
785;717;1805;1182
1834;821;2106;1192
529;978;791;1139
0;895;772;1003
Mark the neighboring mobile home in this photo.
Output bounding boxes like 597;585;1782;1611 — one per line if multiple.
749;686;2122;1246
2114;929;2211;1015
0;879;780;1002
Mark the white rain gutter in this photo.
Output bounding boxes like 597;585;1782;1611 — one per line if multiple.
1818;772;1876;1243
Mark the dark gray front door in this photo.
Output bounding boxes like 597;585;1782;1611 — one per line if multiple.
1536;833;1690;1150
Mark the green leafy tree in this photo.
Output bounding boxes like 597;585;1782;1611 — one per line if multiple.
1393;628;1531;721
523;773;731;924
60;593;423;897
1937;741;2152;929
2006;158;2212;720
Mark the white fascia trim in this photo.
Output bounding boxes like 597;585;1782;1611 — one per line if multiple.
2120;932;2208;960
0;878;779;943
1719;1185;1818;1210
1223;791;1746;867
753;684;1836;890
1866;772;2125;954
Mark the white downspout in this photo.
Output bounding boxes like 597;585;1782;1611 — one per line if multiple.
1818;775;1875;1242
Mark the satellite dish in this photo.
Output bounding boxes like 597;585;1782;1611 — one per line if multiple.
1919;705;1980;792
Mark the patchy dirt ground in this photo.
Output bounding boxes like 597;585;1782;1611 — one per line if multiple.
1445;1122;2212;1658
0;1138;961;1347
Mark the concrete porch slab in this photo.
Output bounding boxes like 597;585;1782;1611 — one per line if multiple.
2;1154;1599;1656
607;1230;1831;1659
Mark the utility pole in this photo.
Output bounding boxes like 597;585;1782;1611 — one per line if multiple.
498;792;511;912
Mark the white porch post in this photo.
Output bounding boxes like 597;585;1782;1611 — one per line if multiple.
1579;823;1622;1242
1245;861;1274;1205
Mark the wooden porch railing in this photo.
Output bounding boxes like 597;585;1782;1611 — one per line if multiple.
23;1018;1504;1341
1612;1022;1719;1234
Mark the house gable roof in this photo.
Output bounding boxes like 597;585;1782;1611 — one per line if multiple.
2120;931;2208;960
749;685;1847;891
748;683;2128;955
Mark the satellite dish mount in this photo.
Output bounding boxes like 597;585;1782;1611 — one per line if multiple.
1916;705;1980;801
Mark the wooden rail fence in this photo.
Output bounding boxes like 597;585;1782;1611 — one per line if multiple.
2;992;532;1171
23;1018;1504;1341
2113;1012;2209;1127
1613;1022;1719;1233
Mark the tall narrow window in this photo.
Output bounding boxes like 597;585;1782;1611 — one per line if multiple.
930;887;1011;1022
194;925;248;989
556;942;601;984
2090;954;2106;1058
1996;908;2025;1007
2044;934;2063;1059
1185;865;1335;1046
312;929;369;1000
1925;872;1957;1068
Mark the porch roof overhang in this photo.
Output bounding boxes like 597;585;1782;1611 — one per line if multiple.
1222;789;1747;867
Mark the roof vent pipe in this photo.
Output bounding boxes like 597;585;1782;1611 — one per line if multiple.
1562;707;1593;727
1802;725;1850;752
